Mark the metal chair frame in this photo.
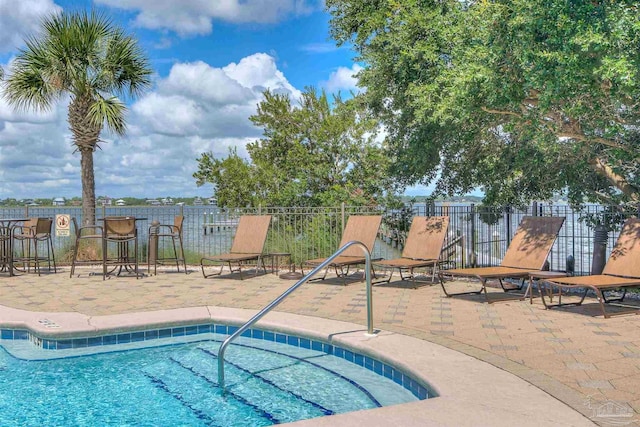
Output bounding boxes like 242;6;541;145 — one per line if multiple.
12;217;57;276
102;217;141;280
148;215;187;275
69;217;104;277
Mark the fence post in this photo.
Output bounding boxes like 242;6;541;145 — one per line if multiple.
505;205;512;247
591;225;608;275
148;220;159;275
469;204;476;267
341;202;345;233
566;255;575;276
491;230;500;262
532;201;538;216
459;230;466;268
426;199;435;216
25;206;29;217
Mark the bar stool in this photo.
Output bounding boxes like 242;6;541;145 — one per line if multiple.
0;224;12;276
102;217;140;279
69;217;103;277
148;215;187;274
12;217;57;275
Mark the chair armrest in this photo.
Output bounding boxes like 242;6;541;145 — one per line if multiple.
12;225;36;236
76;225;104;237
153;224;180;234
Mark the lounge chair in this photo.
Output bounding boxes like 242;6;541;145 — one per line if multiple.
200;215;271;279
541;217;640;318
439;216;565;303
374;216;450;287
303;215;382;284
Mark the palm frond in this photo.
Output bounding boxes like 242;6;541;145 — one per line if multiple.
99;29;153;97
3;9;151;126
4;62;58;112
88;96;127;136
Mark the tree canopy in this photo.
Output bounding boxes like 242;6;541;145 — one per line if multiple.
327;0;640;206
194;88;393;207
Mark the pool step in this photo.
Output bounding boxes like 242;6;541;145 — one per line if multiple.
143;341;386;425
173;349;330;424
142;360;275;427
208;341;381;413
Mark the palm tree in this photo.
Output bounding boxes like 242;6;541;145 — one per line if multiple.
3;10;152;226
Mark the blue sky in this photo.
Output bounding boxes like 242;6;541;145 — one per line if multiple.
0;0;433;199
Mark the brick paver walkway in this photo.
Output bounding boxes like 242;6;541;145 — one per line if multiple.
1;267;638;421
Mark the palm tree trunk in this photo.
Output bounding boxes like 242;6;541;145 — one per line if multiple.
80;148;96;226
69;96;101;226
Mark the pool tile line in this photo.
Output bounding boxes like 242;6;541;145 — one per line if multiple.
0;325;430;401
143;372;219;426
219;341;384;408
198;347;335;416
169;356;281;425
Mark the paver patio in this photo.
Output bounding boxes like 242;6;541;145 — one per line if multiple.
0;266;638;425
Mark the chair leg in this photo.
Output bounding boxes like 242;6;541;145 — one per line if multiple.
438;272;484;297
372;267;393;285
170;237;180;272
48;236;56;273
201;258;226;278
134;237;140;279
102;237;108;280
178;236;187;273
16;238;29;273
70;237;79;278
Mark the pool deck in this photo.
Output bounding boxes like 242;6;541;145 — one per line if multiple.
0;266;639;426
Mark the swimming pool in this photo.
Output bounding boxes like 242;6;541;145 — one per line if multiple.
0;326;431;426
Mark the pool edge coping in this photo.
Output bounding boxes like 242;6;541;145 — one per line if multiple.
0;303;598;426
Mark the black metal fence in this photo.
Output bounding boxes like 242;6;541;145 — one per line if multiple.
1;202;636;275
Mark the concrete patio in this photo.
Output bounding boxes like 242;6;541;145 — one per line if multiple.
0;266;638;426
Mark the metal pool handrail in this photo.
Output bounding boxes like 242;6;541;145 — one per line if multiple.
217;240;375;390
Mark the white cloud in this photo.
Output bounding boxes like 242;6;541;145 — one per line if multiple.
223;53;301;98
324;64;363;93
160;61;255;105
0;114;76;197
133;93;205;136
0;52;300;198
0;0;61;53
96;0;319;36
133;53;301;141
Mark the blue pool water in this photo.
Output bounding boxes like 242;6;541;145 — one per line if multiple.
0;332;427;426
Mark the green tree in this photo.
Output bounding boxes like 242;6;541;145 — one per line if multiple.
194;87;393;207
194;148;256;208
327;0;640;206
3;10;152;225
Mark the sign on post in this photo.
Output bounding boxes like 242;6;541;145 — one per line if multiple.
56;214;71;237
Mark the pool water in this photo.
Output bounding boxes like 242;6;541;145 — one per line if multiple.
0;335;420;426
